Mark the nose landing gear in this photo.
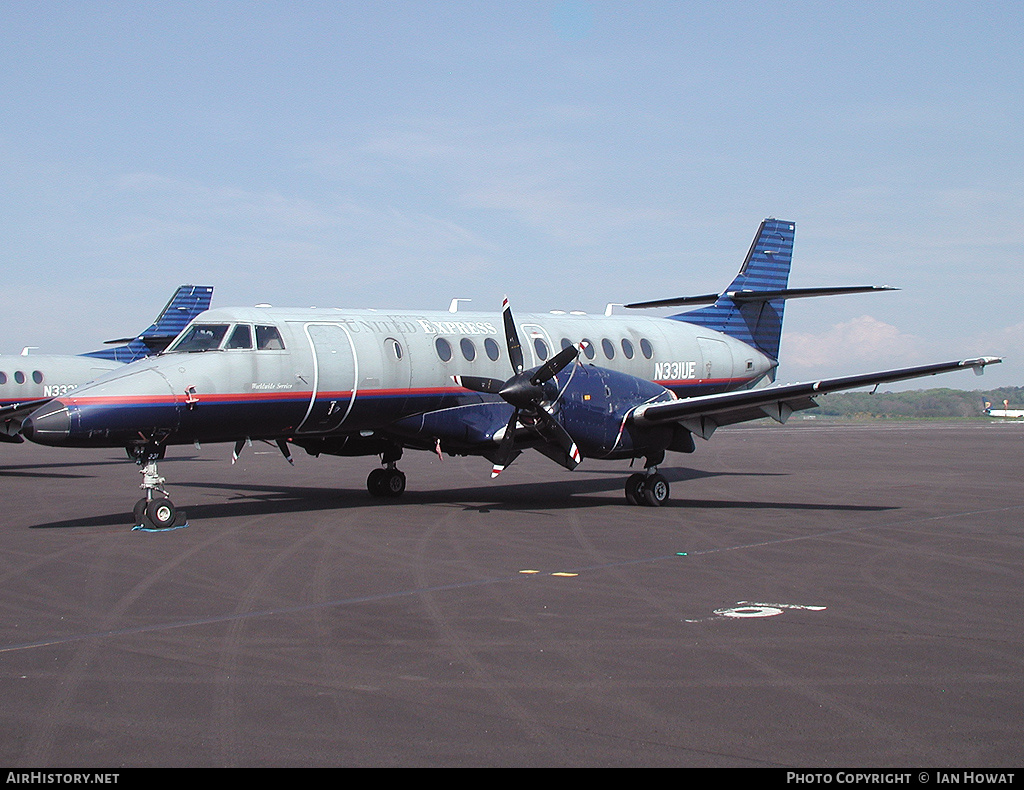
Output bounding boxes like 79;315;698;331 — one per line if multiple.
128;444;188;531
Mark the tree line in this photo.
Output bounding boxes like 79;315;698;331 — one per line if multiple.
810;386;1024;420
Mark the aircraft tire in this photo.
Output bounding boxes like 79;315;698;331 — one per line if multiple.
625;473;646;506
145;498;177;529
368;468;406;498
642;474;670;507
133;497;149;525
379;469;406;498
367;468;387;496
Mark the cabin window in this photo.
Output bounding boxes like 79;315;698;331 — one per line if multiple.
640;338;654;359
484;337;500;361
169;324;230;352
0;372;6;384
621;339;634;359
226;324;253;350
14;371;25;384
533;337;548;360
387;338;403;360
255;325;285;350
460;338;476;361
601;338;615;360
435;337;452;362
560;337;572;351
32;371;43;384
581;339;595;360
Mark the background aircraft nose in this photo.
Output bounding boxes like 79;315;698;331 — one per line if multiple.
22;401;71;445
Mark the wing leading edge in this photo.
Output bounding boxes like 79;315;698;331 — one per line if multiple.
631;357;1002;439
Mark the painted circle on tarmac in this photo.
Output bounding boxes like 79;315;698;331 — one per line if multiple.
714;605;784;618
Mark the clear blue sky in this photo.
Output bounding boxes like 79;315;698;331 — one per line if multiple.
2;1;1021;389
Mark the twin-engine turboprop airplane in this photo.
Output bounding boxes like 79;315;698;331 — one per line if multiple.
0;285;213;442
21;220;999;529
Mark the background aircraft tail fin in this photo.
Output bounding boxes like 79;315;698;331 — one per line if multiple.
673;218;795;360
82;285;214;362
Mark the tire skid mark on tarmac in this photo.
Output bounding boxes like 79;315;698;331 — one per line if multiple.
5;502;1024;660
14;521;250;765
729;642;947;765
208;509;337;766
410;505;566;756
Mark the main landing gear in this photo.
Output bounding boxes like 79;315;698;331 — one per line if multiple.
128;444;188;530
366;445;406;499
624;455;671;507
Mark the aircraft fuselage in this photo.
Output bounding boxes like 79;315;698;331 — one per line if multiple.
25;305;775;456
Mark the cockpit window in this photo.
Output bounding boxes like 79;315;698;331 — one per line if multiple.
256;325;285;350
168;324;230;352
226;324;253;350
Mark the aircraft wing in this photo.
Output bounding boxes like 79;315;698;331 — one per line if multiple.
630;357;1002;439
0;398;52;442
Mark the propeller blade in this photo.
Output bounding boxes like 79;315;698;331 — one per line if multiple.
536;409;582;469
491;409;520;478
530;341;583;385
502;297;524;375
452;375;506;394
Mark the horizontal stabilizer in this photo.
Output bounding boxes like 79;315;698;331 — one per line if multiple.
631;357;1002;437
625;293;721;309
626;285;897;310
83;284;213;362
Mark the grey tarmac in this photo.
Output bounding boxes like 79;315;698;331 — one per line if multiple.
1;421;1022;768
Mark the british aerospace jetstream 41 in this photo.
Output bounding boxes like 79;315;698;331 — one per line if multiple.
0;285;213;442
21;220;999;529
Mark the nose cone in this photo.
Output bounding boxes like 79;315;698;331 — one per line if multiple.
22;400;71;445
22;365;180;448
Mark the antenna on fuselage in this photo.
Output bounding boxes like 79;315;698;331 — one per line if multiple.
449;298;472;313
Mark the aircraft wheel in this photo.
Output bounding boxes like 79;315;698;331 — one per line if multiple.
368;468;406;498
133;497;149;525
642;474;670;507
379;468;406;498
145;497;178;529
625;473;646;506
367;468;387;496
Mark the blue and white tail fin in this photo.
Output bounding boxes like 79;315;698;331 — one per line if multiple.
81;285;214;363
674;218;796;360
625;218;896;362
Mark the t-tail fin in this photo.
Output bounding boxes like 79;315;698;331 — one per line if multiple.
81;285;214;363
672;218;796;360
625;218;897;362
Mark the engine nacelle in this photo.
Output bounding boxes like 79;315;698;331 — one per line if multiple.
545;364;680;460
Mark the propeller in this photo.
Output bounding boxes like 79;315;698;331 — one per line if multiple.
454;297;584;477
